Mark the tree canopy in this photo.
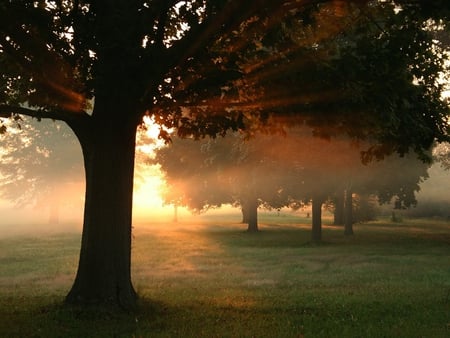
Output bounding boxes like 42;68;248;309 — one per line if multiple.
1;1;449;151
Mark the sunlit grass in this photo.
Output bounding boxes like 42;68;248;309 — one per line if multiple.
0;216;449;337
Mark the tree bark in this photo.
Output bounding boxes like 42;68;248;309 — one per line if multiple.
65;118;138;310
246;196;259;232
333;191;345;225
344;189;354;236
311;196;324;242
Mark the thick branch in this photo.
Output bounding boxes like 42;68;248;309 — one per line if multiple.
0;104;89;122
0;104;93;149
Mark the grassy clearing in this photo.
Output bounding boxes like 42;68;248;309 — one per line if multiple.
0;217;449;337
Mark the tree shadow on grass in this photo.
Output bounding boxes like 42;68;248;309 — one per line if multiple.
24;297;300;337
6;298;169;338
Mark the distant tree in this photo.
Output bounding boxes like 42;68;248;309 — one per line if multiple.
433;142;450;170
156;132;291;232
268;129;432;240
0;118;83;223
156;136;232;214
337;152;431;235
268;128;362;241
158;126;434;242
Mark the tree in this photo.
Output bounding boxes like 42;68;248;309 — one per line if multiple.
236;0;450;161
0;0;251;309
156;132;289;232
0;117;84;223
156;136;233;214
1;1;449;309
335;151;431;235
259;128;432;241
433;142;450;170
273;128;363;242
159;126;432;241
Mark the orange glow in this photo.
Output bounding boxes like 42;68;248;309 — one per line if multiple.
133;116;173;221
132;164;172;220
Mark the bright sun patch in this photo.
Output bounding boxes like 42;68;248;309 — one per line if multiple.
133;116;173;220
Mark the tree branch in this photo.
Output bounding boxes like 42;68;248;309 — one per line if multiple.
0;104;90;124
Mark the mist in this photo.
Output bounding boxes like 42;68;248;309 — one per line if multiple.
0;118;233;237
155;129;450;222
1;120;449;238
403;163;450;218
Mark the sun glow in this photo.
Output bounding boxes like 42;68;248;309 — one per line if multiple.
133;116;173;221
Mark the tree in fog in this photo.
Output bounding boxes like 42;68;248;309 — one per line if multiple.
0;118;83;223
156;132;292;232
262;129;431;240
332;152;431;235
1;1;449;309
157;128;430;241
260;128;363;241
156;136;233;214
433;142;450;170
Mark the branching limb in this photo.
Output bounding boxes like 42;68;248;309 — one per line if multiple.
0;104;89;122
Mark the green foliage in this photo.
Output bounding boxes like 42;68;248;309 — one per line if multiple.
156;131;295;213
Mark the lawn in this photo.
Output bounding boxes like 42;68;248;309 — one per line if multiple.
0;215;449;337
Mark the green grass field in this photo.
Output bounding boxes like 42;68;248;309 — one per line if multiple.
0;215;449;337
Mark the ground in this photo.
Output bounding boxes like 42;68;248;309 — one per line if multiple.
0;213;449;337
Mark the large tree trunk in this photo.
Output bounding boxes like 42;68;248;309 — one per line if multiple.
65;118;138;309
311;196;324;242
344;189;354;236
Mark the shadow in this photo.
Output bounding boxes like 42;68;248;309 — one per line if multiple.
8;298;170;338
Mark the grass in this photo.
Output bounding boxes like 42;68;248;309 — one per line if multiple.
0;215;449;337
